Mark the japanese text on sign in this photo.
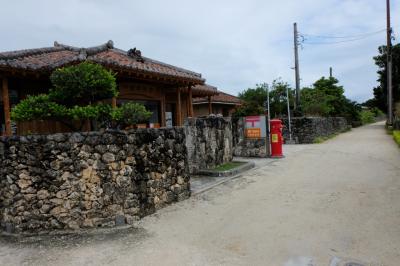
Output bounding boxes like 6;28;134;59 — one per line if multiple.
245;128;261;138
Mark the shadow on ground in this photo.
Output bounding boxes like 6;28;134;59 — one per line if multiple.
0;226;150;250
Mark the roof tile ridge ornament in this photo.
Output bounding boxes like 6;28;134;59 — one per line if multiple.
127;47;145;63
54;40;114;57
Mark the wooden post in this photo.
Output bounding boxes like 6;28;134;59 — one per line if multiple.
186;93;190;117
2;77;12;136
160;93;166;127
208;96;212;114
188;86;193;117
111;97;117;108
176;88;182;126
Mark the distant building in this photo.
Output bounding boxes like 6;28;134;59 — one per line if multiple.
192;87;241;117
0;40;218;135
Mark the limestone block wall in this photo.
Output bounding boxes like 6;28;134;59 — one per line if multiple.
185;116;233;174
281;117;349;144
0;128;189;233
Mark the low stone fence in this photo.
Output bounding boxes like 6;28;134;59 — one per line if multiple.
394;118;400;130
281;117;349;144
185;116;233;174
232;117;269;158
0;128;189;233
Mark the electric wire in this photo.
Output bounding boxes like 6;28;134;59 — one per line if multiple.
300;29;388;45
301;29;386;39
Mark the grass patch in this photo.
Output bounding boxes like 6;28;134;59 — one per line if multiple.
213;162;246;171
313;133;339;144
393;130;400;147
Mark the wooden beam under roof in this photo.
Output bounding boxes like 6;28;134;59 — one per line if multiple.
176;87;182;126
208;96;212;114
2;77;12;136
188;86;193;117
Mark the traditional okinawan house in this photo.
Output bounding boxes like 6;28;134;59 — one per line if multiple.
0;40;218;135
192;86;241;117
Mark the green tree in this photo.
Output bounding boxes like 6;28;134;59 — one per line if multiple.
238;83;268;108
269;79;295;117
301;87;333;116
49;62;118;105
369;44;400;113
312;77;346;116
235;83;268;117
301;76;361;124
235;81;294;117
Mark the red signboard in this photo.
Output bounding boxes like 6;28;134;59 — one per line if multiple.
245;116;261;128
246;128;261;138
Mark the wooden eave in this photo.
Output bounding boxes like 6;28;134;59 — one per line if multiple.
0;62;204;88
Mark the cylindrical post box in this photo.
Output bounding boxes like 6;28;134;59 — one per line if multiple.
270;119;284;158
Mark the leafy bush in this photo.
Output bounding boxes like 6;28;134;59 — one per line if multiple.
12;95;102;129
11;63;153;131
12;97;152;131
68;105;102;121
371;107;384;117
11;94;68;121
360;110;376;125
115;103;153;127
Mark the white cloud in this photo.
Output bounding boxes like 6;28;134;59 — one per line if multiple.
0;0;398;102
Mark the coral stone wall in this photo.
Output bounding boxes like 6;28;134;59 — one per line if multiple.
0;128;189;233
185;116;233;174
281;117;349;144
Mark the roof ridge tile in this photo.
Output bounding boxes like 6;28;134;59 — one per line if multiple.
0;46;65;60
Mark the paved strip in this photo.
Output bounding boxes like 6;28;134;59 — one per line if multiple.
0;122;399;266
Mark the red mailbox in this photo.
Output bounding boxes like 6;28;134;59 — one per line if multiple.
270;119;284;158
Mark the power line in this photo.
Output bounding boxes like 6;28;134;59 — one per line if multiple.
300;29;388;45
302;35;382;45
301;29;386;39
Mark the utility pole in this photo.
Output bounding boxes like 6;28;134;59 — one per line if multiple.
329;67;333;78
294;22;301;112
286;84;292;141
265;84;271;157
387;0;393;125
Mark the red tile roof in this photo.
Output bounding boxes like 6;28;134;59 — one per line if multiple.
190;84;218;96
0;41;204;84
193;90;241;105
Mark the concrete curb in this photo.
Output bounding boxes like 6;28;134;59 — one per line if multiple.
191;158;284;196
196;161;255;177
191;173;244;196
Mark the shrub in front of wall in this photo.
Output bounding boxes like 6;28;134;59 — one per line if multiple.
11;62;153;132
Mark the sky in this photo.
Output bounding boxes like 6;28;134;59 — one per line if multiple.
0;0;399;103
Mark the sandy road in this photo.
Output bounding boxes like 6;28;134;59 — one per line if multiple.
0;121;399;266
